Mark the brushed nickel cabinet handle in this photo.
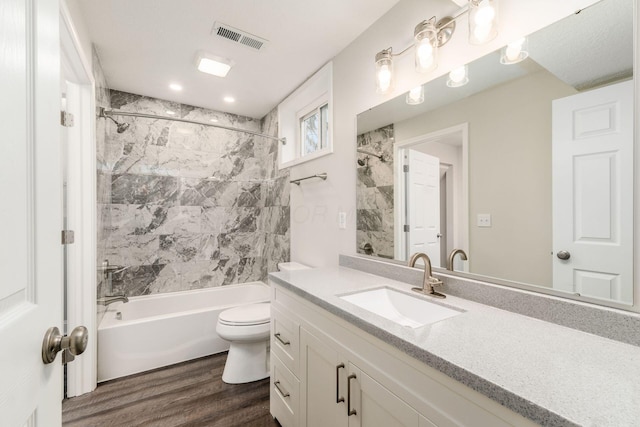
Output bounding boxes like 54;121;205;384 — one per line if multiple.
274;332;290;346
274;380;290;398
336;363;345;403
347;374;357;416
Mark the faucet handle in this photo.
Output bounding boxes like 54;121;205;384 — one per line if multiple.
428;276;443;286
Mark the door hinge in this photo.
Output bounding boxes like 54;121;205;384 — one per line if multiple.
61;111;75;127
403;224;410;232
403;165;409;173
61;230;75;245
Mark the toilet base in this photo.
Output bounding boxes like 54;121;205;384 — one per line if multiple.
222;340;270;384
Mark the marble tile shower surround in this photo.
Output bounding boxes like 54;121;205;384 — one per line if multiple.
340;254;640;347
94;46;112;322
101;91;289;297
356;125;394;259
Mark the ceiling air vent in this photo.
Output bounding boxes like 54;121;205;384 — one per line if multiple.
211;22;269;51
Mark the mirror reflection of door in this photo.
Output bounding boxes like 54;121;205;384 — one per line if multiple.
552;80;634;304
405;149;441;266
394;124;469;268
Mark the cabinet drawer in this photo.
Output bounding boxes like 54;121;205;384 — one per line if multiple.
271;305;300;375
270;353;299;427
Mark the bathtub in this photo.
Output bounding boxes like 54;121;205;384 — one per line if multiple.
97;281;270;382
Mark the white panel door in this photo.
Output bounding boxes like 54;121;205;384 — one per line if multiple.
0;0;63;424
300;328;347;427
552;80;633;304
406;150;441;266
347;363;420;427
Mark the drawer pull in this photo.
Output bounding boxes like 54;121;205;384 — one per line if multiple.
347;374;357;416
274;332;290;346
336;363;345;403
274;380;290;398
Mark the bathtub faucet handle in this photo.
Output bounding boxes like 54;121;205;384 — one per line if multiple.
97;294;129;306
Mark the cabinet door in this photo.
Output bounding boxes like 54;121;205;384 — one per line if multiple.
300;328;348;427
347;364;420;427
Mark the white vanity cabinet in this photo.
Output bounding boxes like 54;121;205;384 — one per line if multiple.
269;281;537;427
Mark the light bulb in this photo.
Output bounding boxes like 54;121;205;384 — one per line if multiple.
449;67;466;83
375;49;394;94
414;19;438;73
474;1;496;26
447;65;469;88
500;37;528;64
416;41;434;71
469;0;498;44
377;64;392;93
406;86;424;105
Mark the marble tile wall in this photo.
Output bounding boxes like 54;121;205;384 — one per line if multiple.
356;125;394;259
101;91;289;297
94;46;112;315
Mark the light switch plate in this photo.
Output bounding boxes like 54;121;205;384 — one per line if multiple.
338;212;347;229
477;213;491;227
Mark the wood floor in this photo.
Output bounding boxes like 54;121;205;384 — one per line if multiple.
62;353;280;427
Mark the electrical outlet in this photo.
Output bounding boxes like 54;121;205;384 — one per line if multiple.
477;213;491;227
338;212;347;229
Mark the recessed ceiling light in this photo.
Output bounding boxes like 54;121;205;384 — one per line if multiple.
169;83;183;91
196;52;234;77
166;110;176;115
223;96;235;103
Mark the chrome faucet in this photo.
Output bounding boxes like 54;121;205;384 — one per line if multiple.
408;252;445;299
97;295;129;306
447;249;468;271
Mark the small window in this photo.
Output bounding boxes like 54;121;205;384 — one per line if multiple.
300;103;329;156
278;62;333;168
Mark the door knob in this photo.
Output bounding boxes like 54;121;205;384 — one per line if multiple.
556;250;571;260
42;326;88;364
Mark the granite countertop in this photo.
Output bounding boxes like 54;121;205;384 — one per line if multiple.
269;266;640;427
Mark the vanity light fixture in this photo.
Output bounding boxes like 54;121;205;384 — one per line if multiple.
374;0;497;95
406;85;425;105
414;18;439;73
196;52;234;77
447;65;469;87
500;37;529;64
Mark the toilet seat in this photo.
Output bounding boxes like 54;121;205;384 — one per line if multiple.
218;303;270;326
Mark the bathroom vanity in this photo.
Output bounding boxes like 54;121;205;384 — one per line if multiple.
268;266;640;426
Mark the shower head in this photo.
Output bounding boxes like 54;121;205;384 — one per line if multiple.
357;158;366;166
98;107;130;133
106;115;130;133
115;121;130;133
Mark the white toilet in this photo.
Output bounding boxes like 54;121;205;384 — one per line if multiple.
216;262;309;384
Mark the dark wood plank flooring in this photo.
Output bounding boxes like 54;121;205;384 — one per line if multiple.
62;353;280;427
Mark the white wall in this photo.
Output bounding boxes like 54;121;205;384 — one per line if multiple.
289;0;598;268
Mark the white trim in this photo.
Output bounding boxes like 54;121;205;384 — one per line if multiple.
60;5;98;397
393;123;469;264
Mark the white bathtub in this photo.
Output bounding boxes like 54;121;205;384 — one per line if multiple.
97;281;270;382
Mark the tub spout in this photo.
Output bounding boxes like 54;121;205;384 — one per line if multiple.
97;294;129;306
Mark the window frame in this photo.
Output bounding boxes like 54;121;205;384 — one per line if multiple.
278;62;333;169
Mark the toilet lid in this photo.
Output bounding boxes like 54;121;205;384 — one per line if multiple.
218;303;270;326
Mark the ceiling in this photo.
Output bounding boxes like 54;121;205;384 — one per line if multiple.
73;0;401;119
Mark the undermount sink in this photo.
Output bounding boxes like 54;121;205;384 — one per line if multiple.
340;287;462;328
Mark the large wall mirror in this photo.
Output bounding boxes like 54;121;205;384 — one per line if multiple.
356;0;635;308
